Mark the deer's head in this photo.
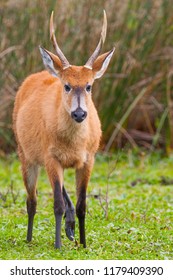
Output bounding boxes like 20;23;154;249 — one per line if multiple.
40;11;115;123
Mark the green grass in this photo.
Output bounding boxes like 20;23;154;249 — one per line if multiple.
0;151;173;260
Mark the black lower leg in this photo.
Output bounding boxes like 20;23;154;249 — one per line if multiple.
54;181;65;249
27;198;36;242
63;186;74;208
76;191;86;248
63;186;75;241
55;214;63;248
78;216;86;247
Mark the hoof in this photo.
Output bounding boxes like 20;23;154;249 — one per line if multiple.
65;223;74;241
55;242;62;249
64;207;75;241
65;222;75;241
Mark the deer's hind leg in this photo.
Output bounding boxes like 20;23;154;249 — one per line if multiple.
19;148;38;242
24;164;38;242
63;186;75;241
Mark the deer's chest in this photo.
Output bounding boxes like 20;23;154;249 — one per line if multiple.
49;144;88;169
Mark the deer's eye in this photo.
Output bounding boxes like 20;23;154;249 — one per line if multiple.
86;85;92;92
64;84;71;93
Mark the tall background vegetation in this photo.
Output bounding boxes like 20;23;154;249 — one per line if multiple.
0;0;173;154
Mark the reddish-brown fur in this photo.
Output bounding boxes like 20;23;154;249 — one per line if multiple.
13;69;101;169
13;12;114;248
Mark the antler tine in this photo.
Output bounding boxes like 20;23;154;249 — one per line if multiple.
50;11;70;69
84;10;107;69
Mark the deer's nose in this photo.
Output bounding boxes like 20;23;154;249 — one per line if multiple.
71;108;87;123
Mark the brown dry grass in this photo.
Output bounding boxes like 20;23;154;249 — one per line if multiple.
0;0;173;152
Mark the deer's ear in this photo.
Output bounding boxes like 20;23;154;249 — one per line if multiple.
39;46;63;77
92;48;115;79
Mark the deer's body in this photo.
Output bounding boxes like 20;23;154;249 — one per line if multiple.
13;70;101;169
13;11;114;248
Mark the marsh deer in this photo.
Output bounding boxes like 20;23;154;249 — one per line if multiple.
13;11;115;248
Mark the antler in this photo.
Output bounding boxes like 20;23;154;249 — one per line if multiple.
50;11;71;69
84;10;107;69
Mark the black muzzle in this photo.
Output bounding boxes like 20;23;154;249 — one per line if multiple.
71;108;87;123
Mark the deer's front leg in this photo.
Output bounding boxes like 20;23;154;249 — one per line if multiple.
76;156;94;248
45;157;65;249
